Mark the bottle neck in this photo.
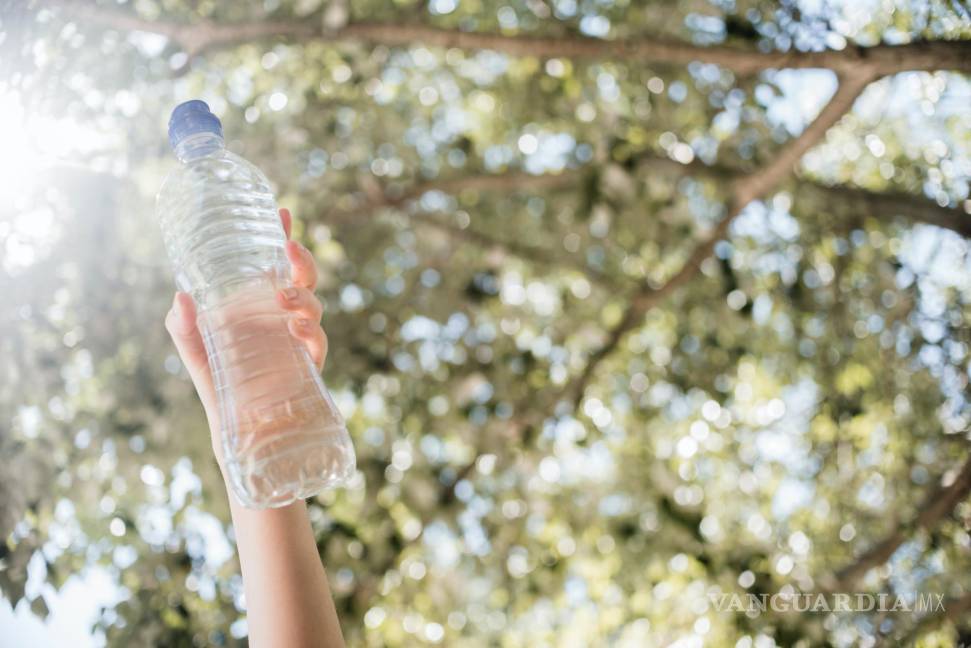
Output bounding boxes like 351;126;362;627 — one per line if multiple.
175;133;225;162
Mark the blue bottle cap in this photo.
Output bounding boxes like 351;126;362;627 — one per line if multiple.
168;100;223;151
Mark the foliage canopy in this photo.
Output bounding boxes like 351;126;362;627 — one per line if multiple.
1;0;970;645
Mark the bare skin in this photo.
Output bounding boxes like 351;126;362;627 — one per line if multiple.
164;207;346;648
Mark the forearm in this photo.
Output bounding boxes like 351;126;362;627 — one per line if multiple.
226;485;345;648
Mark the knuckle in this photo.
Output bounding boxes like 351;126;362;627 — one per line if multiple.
297;285;315;301
298;247;318;270
298;289;323;317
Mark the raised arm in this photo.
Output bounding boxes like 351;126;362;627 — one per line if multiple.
164;207;346;648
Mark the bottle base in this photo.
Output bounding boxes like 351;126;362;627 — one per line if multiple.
225;428;356;509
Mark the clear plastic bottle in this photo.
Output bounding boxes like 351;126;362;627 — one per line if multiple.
156;100;355;508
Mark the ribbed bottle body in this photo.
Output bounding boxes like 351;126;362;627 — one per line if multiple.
157;142;355;508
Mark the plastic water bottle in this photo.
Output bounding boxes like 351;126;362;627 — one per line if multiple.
156;100;355;508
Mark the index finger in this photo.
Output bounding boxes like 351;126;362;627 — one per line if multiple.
285;239;318;290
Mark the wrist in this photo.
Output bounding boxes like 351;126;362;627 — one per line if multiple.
227;490;309;528
217;459;309;517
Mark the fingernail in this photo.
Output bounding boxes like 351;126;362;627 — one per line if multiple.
281;287;298;300
172;294;181;317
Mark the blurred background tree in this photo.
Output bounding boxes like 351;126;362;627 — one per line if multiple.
1;0;970;645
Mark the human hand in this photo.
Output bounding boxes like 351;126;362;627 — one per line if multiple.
164;207;329;469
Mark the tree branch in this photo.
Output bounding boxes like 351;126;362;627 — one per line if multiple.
732;74;876;206
326;170;583;224
45;1;316;57
801;182;971;239
408;212;616;286
564;72;874;407
337;26;971;76
46;1;971;74
324;158;969;302
830;454;971;591
325;169;616;284
328;157;971;242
